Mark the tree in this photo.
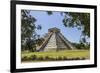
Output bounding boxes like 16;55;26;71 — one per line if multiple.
63;12;90;36
21;10;42;51
72;42;90;50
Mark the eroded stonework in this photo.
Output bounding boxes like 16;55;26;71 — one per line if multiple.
38;27;76;51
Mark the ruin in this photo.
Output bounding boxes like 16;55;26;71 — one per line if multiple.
38;27;76;51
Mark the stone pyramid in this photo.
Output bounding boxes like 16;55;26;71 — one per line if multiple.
38;27;76;52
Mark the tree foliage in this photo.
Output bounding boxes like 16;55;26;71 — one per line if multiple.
64;12;90;44
72;42;90;50
63;12;90;37
21;10;42;51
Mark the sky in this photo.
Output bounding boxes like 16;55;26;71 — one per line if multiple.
30;10;82;43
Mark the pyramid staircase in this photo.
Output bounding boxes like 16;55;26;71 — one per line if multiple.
38;27;76;52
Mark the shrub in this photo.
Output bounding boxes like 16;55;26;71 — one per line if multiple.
81;57;86;60
45;56;50;60
63;57;68;60
37;56;44;61
74;57;80;60
57;56;63;60
22;56;29;61
30;55;37;60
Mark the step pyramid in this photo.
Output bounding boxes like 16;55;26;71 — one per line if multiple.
38;27;76;51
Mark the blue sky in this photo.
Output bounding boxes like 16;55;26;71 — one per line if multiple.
30;11;82;43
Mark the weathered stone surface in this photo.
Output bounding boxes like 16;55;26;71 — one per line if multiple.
44;33;57;51
39;27;76;51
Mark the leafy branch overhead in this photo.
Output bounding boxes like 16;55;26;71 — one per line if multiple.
21;10;42;51
64;12;90;37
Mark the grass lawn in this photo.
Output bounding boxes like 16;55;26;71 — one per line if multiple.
21;50;90;62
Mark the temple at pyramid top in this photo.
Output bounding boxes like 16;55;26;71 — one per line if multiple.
48;27;60;33
38;27;76;52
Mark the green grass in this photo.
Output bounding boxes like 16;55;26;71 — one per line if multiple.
21;49;90;62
